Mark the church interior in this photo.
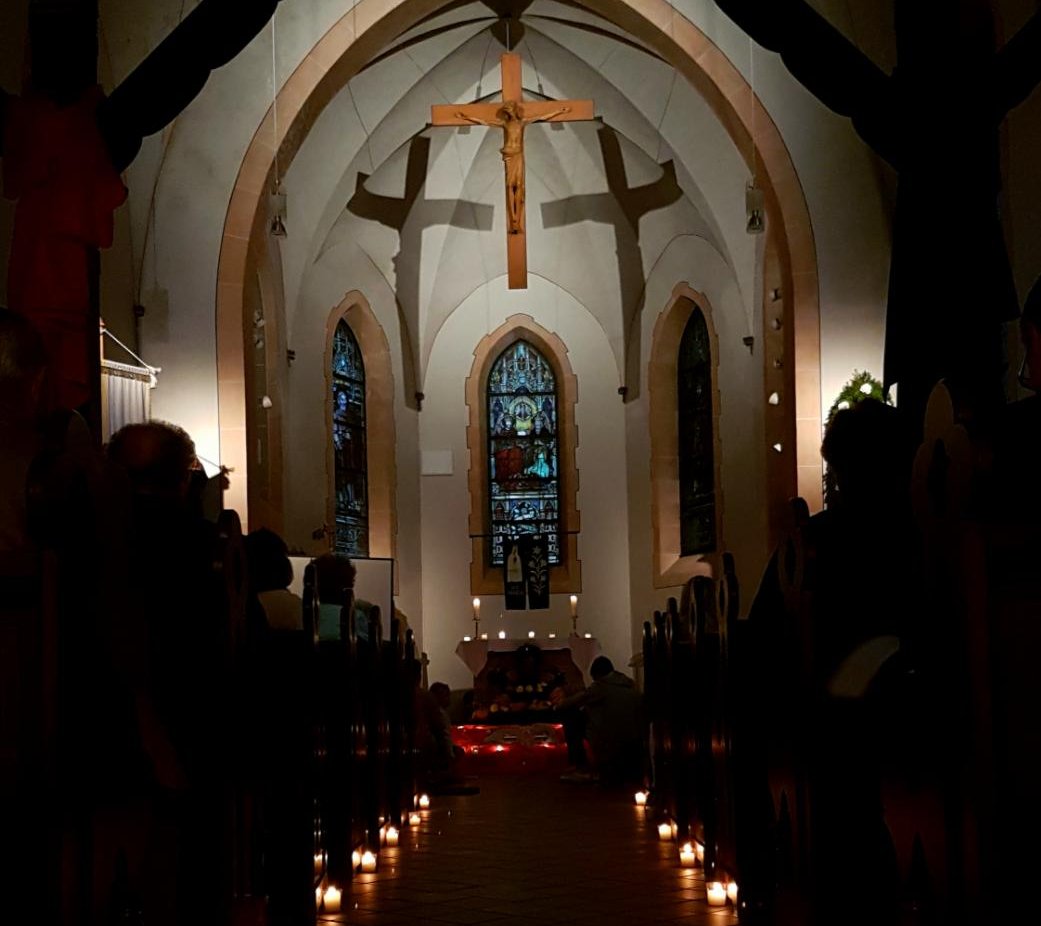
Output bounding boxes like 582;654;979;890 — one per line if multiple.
2;1;1041;924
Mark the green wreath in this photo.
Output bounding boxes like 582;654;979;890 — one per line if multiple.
825;370;889;430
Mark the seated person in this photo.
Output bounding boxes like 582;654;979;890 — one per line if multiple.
415;678;476;794
245;528;302;631
553;656;644;784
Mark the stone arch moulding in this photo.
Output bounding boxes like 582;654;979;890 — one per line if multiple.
215;0;823;523
466;314;581;596
324;291;397;566
648;283;726;589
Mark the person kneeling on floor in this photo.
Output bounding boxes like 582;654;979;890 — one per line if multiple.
553;656;644;784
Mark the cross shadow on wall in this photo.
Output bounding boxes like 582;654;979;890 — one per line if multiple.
541;124;682;401
340;134;494;408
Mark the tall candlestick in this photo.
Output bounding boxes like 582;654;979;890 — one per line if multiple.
472;597;481;635
569;595;578;632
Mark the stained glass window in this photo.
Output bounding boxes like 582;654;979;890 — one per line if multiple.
678;307;716;555
332;320;369;557
487;341;561;566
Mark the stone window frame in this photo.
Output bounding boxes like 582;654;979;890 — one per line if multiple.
324;291;397;564
465;315;582;595
649;283;725;588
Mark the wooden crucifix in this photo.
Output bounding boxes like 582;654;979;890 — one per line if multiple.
431;53;594;289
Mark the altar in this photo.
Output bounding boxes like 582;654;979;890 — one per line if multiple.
454;633;601;723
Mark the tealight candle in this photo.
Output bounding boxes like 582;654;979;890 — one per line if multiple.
727;881;739;904
323;885;342;912
385;825;399;847
528;630;535;639
548;632;556;639
634;790;648;807
498;630;506;640
658;822;673;841
351;848;361;869
418;793;431;810
707;882;727;906
360;850;377;873
480;633;488;640
679;843;696;867
379;824;387;845
584;632;592;639
463;635;472;642
409;812;421;826
695;841;705;863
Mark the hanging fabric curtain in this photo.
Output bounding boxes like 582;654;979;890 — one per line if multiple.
101;359;155;441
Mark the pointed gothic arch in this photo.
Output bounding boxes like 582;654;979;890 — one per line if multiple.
466;315;581;595
649;284;724;587
324;291;397;562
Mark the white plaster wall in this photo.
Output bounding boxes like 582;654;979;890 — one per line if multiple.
92;0;896;477
419;278;631;690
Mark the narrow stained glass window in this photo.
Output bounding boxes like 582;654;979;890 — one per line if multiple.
332;320;369;557
678;307;716;555
487;341;561;566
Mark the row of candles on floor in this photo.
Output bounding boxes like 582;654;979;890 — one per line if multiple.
315;793;432;913
634;790;739;909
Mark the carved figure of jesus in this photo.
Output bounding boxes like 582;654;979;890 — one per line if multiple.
457;100;570;234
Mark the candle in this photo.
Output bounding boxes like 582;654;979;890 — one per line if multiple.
313;852;324;874
463;635;472;642
418;793;431;810
360;850;377;873
548;632;556;639
480;632;488;640
569;594;578;616
707;882;727;906
727;881;739;905
695;841;705;863
528;630;535;639
634;790;648;807
323;885;342;912
472;597;480;620
658;822;673;841
385;825;399;847
379;824;387;845
584;632;592;639
351;848;361;869
671;821;679;839
409;812;421;826
498;630;506;640
315;886;323;909
679;843;696;867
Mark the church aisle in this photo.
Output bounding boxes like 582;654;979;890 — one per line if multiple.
331;774;738;925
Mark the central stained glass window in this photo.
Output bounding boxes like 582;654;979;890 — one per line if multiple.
487;340;561;566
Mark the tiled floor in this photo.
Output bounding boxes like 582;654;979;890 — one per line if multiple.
321;772;739;925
